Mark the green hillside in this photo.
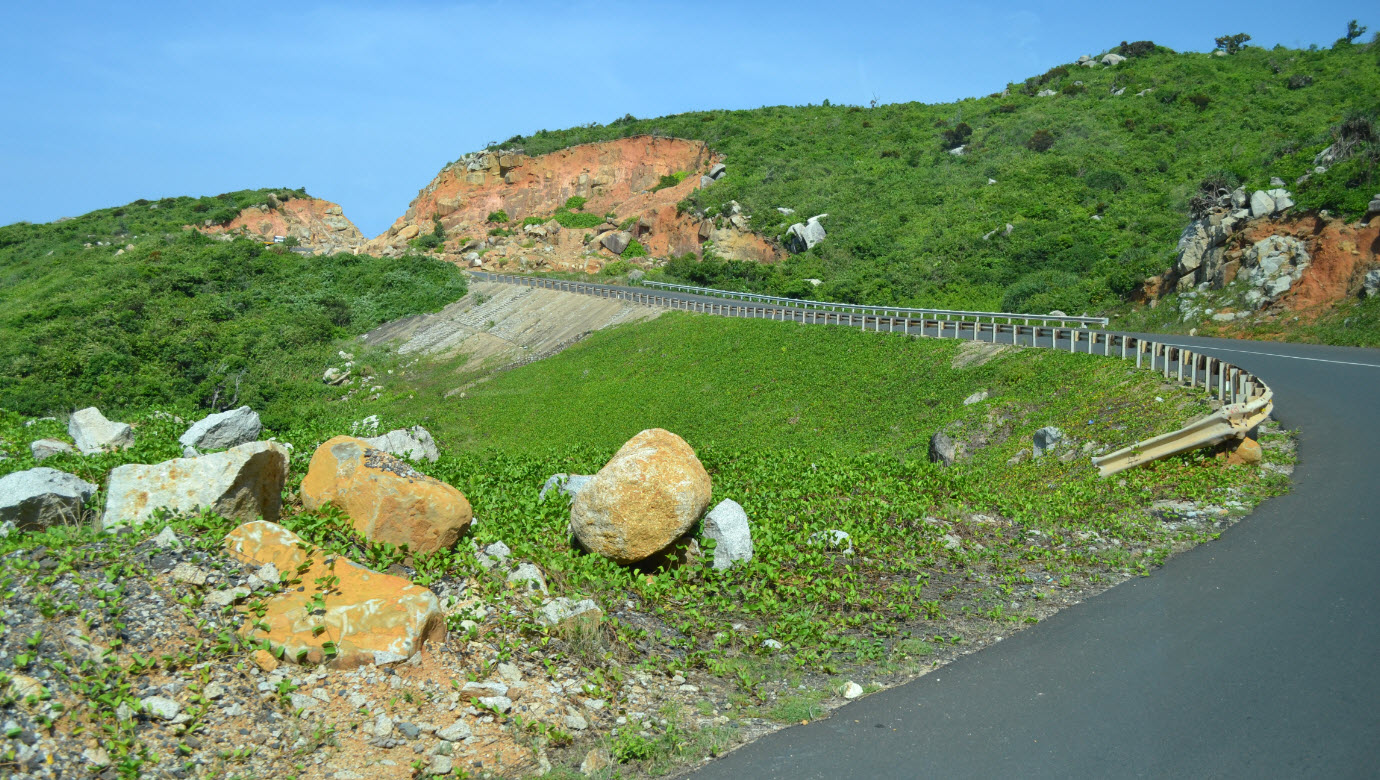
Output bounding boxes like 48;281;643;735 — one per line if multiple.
495;36;1380;313
0;190;467;426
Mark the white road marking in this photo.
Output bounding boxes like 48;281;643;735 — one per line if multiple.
1156;342;1380;369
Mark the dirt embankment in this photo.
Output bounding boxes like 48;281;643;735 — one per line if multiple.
1238;214;1379;313
364;135;783;273
197;196;367;254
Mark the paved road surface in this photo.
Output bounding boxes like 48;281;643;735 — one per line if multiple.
691;333;1380;779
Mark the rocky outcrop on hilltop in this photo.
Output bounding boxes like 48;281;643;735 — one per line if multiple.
198;195;366;255
364;135;783;273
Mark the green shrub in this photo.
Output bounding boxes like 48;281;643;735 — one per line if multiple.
551;210;604;229
521;216;545;227
1116;40;1159;58
563;196;587;211
940;122;972;149
1026;129;1055;152
1287;74;1314;90
1187;93;1211;110
650;171;690;192
485;210;509;223
620;239;648;260
1086;170;1127;192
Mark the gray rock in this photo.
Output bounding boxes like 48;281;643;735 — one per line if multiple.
700;175;715;188
179;406;261;451
843;681;864;699
1270;177;1286;187
475;540;511;570
1036;88;1057;97
784;215;828;253
628;269;645;282
708;163;727;180
140;696;180;721
0;520;14;538
1363;269;1380;299
428;756;454;776
536;597;602;627
600;231;631;256
963;390;989;406
1231;188;1248;209
564;712;589;731
702;499;753;570
506;562;548;594
323;367;349;385
1242;235;1310;306
762;639;784;650
363;426;439;462
30;439;75;461
0;468;97;531
1249;191;1276;219
1367;198;1380;216
1032;426;1065;458
68;407;134;455
153;526;184;551
436;719;472;741
1266;188;1294;212
539;473;592;503
929;431;959;467
396;722;421;739
776;207;795;215
809;529;853;554
100;441;290;532
351;415;380;435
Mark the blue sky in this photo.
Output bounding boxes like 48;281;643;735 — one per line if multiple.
0;1;1370;236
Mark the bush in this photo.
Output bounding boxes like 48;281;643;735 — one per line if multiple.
1287;74;1314;90
940;122;972;149
620;239;648;260
1085;169;1127;192
1026;129;1055;152
551;210;604;229
1117;40;1158;58
1001;270;1085;313
651;171;689;192
485;210;509;223
1187;93;1211;110
996;103;1017;113
564;196;587;211
1061;82;1087;96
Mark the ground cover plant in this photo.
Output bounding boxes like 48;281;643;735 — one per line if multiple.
0;193;468;428
490;33;1379;315
0;310;1293;776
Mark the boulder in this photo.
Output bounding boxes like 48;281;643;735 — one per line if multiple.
1363;269;1380;299
30;439;75;461
362;426;440;463
784;215;827;254
708;163;727;180
1032;426;1065;458
570;429;712;564
1225;438;1263;466
1249;191;1276;219
179;406;262;451
397;224;420;240
323;367;350;385
0;468;97;532
68;407;134;454
700;175;715;188
301;436;471;555
223;520;445;668
702;499;753;570
539;473;593;504
1100;53;1126;65
628;269;646;282
963;390;989;406
101;441;290;532
929;431;959;467
506;562;548;594
1036;89;1057;97
599;231;631;256
1266;188;1294;212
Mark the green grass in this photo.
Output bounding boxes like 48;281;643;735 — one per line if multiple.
489;37;1380;314
0;193;467;427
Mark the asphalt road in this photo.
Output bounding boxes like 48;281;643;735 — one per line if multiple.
689;332;1380;779
471;274;1380;777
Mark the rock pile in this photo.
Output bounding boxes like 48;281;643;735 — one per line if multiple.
1172;186;1295;292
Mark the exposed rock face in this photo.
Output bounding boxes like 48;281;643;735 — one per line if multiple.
701;499;753;570
197;197;366;255
223;520;445;668
68;407;134;454
0;468;97;531
30;439;76;461
101;442;290;532
367;136;783;272
301;436;471;555
1364;269;1380;299
784;215;828;253
1241;235;1310;307
179;406;262;451
362;426;440;463
570;429;712;564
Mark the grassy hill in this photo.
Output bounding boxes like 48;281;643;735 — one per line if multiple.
493;36;1379;314
0;190;467;426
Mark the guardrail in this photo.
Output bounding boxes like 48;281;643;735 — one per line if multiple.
640;280;1110;328
471;272;1272;475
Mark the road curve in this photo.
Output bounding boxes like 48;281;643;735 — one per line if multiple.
691;332;1380;779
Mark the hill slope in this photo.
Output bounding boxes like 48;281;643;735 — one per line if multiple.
481;39;1379;313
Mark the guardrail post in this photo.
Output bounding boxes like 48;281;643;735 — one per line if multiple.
1177;349;1185;383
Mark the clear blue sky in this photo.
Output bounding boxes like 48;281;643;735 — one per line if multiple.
0;1;1370;237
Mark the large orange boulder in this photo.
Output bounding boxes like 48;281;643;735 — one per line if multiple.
1225;437;1263;466
570;429;713;564
224;520;445;668
301;436;471;554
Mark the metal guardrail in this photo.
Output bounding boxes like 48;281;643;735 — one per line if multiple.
640;280;1110;328
472;272;1272;474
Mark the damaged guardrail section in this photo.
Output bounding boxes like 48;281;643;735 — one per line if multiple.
472;273;1273;476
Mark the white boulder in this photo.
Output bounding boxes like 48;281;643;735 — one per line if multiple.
0;468;97;531
179;406;261;451
68;407;134;454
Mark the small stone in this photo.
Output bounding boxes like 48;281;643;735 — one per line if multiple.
83;746;111;767
762;639;784;650
477;696;512;713
497;662;522;683
396;722;420;739
252;649;279;672
436;719;472;741
581;748;612;776
963;390;989;406
427;755;454;775
843;682;864;699
141;695;181;720
170;562;210;585
564;712;589;731
506;562;548;594
153;526;184;551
